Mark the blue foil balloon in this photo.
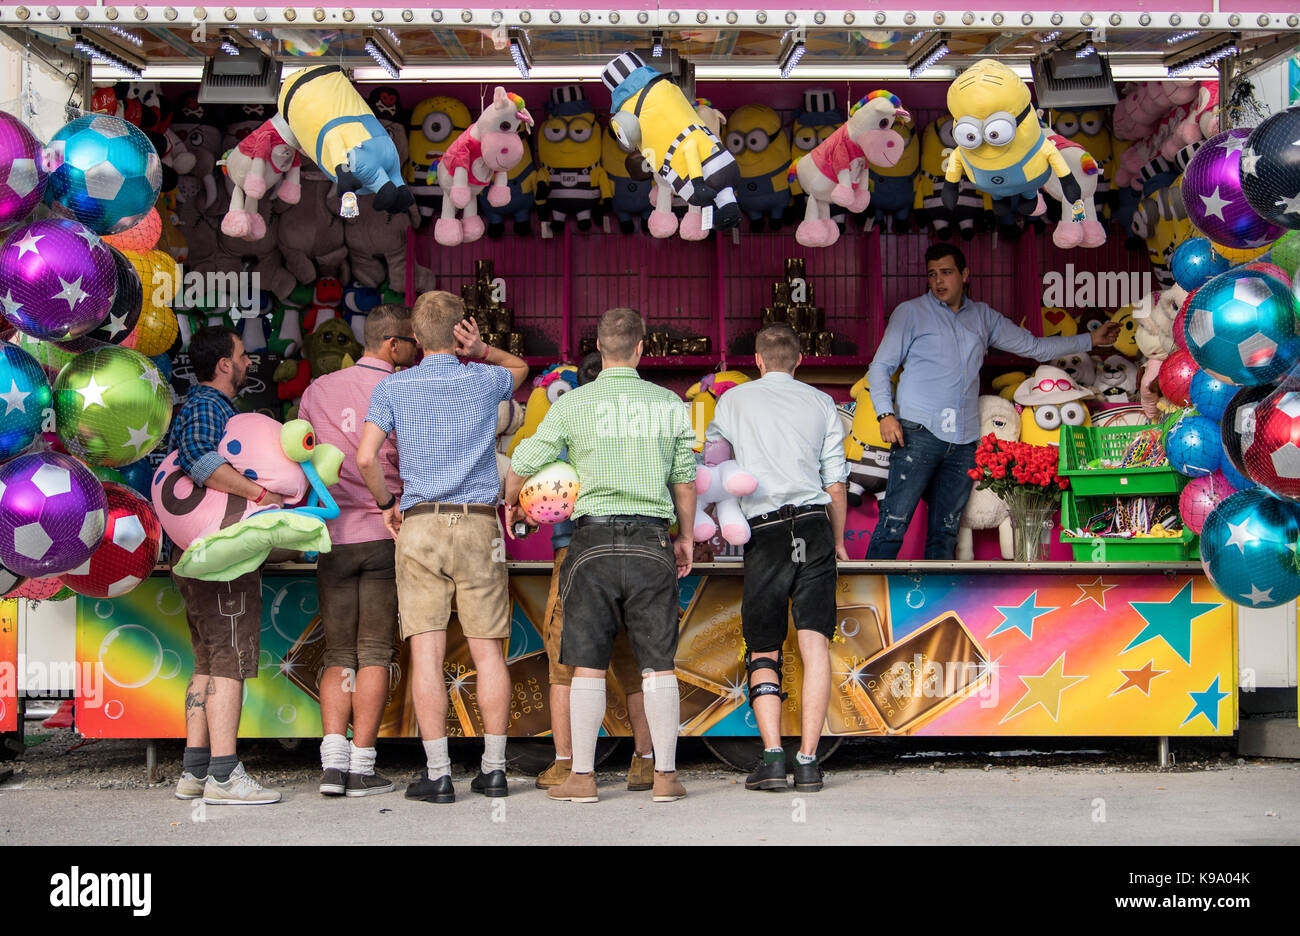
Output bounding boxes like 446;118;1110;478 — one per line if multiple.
1183;266;1300;385
1220;458;1255;491
117;458;154;499
1171;237;1231;292
0;343;52;459
44;115;162;236
1189;370;1238;423
1201;488;1300;608
1167;414;1223;477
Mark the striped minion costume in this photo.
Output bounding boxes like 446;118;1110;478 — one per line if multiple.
602;51;742;230
535;85;608;230
275;65;413;217
787;89;846;223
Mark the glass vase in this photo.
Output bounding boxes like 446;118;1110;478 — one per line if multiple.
1003;488;1059;563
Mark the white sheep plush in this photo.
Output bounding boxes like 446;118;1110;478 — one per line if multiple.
1135;285;1187;420
956;395;1021;560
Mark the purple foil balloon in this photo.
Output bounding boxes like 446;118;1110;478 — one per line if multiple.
0;451;107;577
1184;129;1286;250
0;111;46;231
0;217;116;341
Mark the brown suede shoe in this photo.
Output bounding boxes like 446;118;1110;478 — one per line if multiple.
626;754;655;792
548;770;598;803
535;760;572;790
652;770;687;802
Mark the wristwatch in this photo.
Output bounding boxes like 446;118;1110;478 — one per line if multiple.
377;494;396;511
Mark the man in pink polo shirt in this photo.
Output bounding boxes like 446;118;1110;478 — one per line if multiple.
298;304;417;797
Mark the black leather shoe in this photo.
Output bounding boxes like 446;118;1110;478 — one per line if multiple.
319;768;346;796
745;760;788;792
793;760;824;793
405;773;455;804
470;769;508;797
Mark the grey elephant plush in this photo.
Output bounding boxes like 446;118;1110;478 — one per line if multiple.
277;169;350;286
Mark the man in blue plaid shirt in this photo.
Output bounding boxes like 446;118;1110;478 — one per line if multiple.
167;326;284;807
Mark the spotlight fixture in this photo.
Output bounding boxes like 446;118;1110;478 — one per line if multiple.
778;27;805;79
907;31;949;78
508;28;532;79
1165;33;1239;76
651;30;664;57
71;29;143;77
364;35;400;78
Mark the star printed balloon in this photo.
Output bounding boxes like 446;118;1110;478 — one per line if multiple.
0;451;107;578
0;111;47;231
1183;129;1286;250
85;245;142;345
1240;107;1300;232
0;343;51;460
52;345;172;467
58;481;161;598
1200;487;1300;608
0;217;116;341
118;247;178;356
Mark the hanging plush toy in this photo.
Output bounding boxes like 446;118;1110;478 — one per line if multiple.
432;87;534;247
868;116;920;233
685;370;750;454
405;95;472;229
1052;108;1116;220
535;86;609;232
915;114;982;240
792;90;912;248
482;121;539;238
943;60;1083;226
788;89;846;229
275;64;413;219
725;103;792;232
602;52;742;240
505;363;579;457
220;119;304;240
1040;130;1106;248
693;460;758;546
600;121;655;233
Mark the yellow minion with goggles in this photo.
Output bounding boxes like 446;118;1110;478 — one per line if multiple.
724;103;792;232
535;85;608;231
405;95;472;227
602;51;742;240
943;60;1082;222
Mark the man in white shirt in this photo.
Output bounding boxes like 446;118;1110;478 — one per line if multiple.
705;324;849;793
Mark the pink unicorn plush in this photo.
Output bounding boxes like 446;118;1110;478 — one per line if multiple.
221;117;302;240
433;86;534;246
792;91;911;247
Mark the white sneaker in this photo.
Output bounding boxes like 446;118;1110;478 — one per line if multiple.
174;771;206;800
202;763;282;806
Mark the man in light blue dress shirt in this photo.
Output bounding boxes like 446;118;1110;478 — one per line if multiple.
864;243;1120;560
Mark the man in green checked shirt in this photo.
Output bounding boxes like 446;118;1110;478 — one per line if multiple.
506;308;697;805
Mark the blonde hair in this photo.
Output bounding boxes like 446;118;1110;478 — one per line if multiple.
411;291;464;352
597;307;645;361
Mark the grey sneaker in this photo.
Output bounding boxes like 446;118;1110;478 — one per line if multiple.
202;763;282;806
319;767;347;796
345;771;395;797
175;771;206;800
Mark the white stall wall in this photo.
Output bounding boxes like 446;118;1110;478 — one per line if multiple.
0;40;77;141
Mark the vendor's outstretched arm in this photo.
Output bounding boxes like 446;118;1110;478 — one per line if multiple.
987;306;1092;360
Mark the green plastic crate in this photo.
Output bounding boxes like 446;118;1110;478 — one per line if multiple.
1058;423;1187;497
1059;490;1197;562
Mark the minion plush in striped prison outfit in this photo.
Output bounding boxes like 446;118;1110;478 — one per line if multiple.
535;86;608;232
602;52;742;240
274;65;413;218
787;89;847;232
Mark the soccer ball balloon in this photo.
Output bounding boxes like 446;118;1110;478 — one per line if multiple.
1201;487;1300;608
0;451;107;577
1243;388;1300;499
58;482;161;598
1183;268;1300;385
44;115;162;235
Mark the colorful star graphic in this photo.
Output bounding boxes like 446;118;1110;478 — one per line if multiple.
0;380;29;415
52;275;88;311
989;591;1058;640
1199;186;1232;221
1073;576;1117;609
1110;659;1169;697
999;652;1086;724
1275;192;1300;218
138;364;167;394
1219;135;1248;155
1223;518;1258;553
11;230;43;258
1181;675;1230;729
74;375;110;409
1123;581;1221;666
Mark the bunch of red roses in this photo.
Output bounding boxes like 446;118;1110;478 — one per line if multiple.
967;434;1069;500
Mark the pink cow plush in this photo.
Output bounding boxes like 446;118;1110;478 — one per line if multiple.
433;87;534;247
792;91;910;247
221;117;303;240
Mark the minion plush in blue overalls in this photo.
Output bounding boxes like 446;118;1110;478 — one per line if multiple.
599;121;654;233
942;60;1082;224
725;103;792;232
480;121;539;238
787;89;845;230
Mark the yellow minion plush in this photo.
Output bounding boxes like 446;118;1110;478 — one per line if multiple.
1105;303;1140;358
535;85;607;232
600;121;655;233
405;95;472;227
868;118;919;233
275;65;414;217
915;115;982;240
1131;176;1194;289
724;103;792;232
505;363;579;458
686;370;750;453
1014;365;1093;447
843;373;892;505
943;60;1081;223
602;52;742;240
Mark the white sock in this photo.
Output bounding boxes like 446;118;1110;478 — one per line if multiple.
482;733;507;774
569;677;606;774
642;674;680;773
349;743;377;777
796;751;817;765
555;755;572;761
422;737;451;781
320;733;350;772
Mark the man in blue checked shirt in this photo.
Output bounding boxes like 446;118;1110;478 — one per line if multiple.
864;243;1120;560
356;290;528;805
168;326;284;806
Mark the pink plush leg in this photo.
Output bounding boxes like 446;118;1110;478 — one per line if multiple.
434;217;464;247
830;183;855;207
795;219;828;248
647;209;678;239
487;184;511;208
720;521;751;545
220;211;250;239
461;214;485;242
679;211;706;241
1032;194;1047;217
1080;219;1107;248
450;185;473;210
277;180;301;204
822;218;841;246
244;174;268;199
249;211;267;240
1052;220;1084;249
849;187;872;213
